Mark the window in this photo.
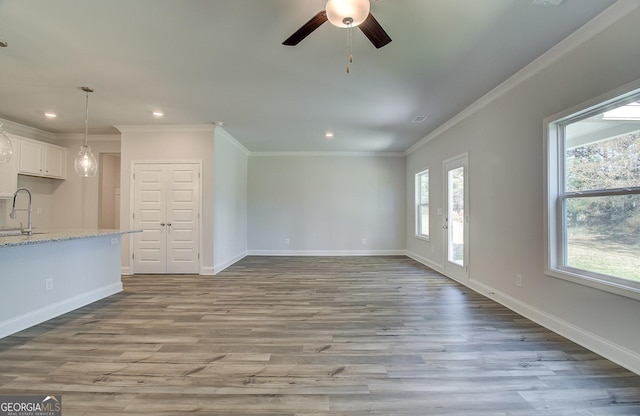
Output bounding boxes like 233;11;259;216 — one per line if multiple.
546;85;640;298
416;169;429;240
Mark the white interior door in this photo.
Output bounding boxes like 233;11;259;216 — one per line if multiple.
443;154;469;281
133;164;166;274
133;162;200;274
166;164;200;274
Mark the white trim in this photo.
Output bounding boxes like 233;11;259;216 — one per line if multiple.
250;151;405;158
405;0;640;156
115;124;216;133
213;251;249;275
405;250;443;273
121;266;132;276
248;250;406;257
215;126;250;156
408;252;640;376
0;283;122;339
56;133;121;142
200;267;215;276
0;118;57;142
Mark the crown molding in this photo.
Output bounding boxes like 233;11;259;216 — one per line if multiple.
0;118;57;142
114;124;216;133
250;151;405;158
214;126;250;156
405;0;640;156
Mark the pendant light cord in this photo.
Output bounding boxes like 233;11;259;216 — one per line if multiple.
81;86;93;146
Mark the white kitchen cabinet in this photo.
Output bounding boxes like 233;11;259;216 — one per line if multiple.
0;135;19;198
18;138;67;179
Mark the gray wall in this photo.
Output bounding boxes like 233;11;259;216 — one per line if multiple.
248;155;406;253
406;4;640;373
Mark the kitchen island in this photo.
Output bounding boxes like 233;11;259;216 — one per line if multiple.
0;229;139;339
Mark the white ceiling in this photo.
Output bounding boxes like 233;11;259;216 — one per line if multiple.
0;0;616;152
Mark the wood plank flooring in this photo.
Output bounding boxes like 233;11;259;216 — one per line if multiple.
1;256;639;415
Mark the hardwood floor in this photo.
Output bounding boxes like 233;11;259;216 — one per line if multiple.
1;256;639;415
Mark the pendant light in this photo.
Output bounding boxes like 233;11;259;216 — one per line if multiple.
0;123;13;163
74;86;98;177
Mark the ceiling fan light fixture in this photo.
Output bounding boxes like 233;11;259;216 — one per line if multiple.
326;0;370;28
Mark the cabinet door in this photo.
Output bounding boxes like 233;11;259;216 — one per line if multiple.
19;140;44;176
0;137;19;198
44;145;66;178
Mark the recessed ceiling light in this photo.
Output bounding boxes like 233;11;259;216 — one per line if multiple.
152;111;164;118
531;0;564;5
325;132;334;138
44;112;57;118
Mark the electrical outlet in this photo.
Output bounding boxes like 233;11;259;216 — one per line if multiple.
515;274;523;287
361;238;367;245
284;238;290;245
45;278;53;292
36;207;43;215
111;237;118;245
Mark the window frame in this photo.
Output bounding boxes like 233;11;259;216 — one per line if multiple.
415;169;430;241
545;81;640;300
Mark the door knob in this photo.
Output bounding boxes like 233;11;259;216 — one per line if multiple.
167;223;172;227
160;222;166;226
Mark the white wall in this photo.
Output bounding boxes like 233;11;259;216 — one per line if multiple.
53;136;121;229
406;3;640;373
248;154;405;254
118;126;215;273
212;127;249;274
99;153;121;229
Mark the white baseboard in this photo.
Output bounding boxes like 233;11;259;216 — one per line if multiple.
121;266;132;276
0;282;123;339
200;267;215;276
405;250;444;272
213;251;249;275
247;249;406;257
407;250;640;376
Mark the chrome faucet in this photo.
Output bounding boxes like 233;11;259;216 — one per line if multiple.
10;187;32;236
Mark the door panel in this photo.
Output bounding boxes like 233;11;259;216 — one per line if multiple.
443;154;469;281
133;164;166;274
166;164;200;274
132;163;200;274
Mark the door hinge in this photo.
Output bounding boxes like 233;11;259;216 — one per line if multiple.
132;213;135;219
198;253;200;259
133;172;136;180
132;253;135;259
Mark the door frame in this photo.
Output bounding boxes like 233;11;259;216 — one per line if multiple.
443;152;469;282
129;160;203;274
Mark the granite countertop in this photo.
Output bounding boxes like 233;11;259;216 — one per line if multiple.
0;229;141;248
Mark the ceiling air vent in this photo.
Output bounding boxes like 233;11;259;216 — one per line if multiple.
412;115;427;123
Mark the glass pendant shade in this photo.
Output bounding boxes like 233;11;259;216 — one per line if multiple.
74;144;97;177
74;86;98;177
0;123;13;163
326;0;370;28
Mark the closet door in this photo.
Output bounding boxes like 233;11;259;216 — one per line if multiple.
133;164;167;274
132;162;200;274
166;164;200;274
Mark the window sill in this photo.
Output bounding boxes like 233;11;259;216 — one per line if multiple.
545;267;640;302
414;234;430;242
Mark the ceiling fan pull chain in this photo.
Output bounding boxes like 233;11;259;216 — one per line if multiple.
346;21;353;74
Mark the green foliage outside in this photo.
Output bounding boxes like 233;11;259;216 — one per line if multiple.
565;131;640;282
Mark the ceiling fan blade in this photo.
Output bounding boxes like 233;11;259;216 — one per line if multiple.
282;10;328;46
358;13;392;49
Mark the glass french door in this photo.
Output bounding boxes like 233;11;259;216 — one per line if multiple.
444;154;469;281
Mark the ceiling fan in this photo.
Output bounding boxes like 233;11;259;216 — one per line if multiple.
283;0;392;49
